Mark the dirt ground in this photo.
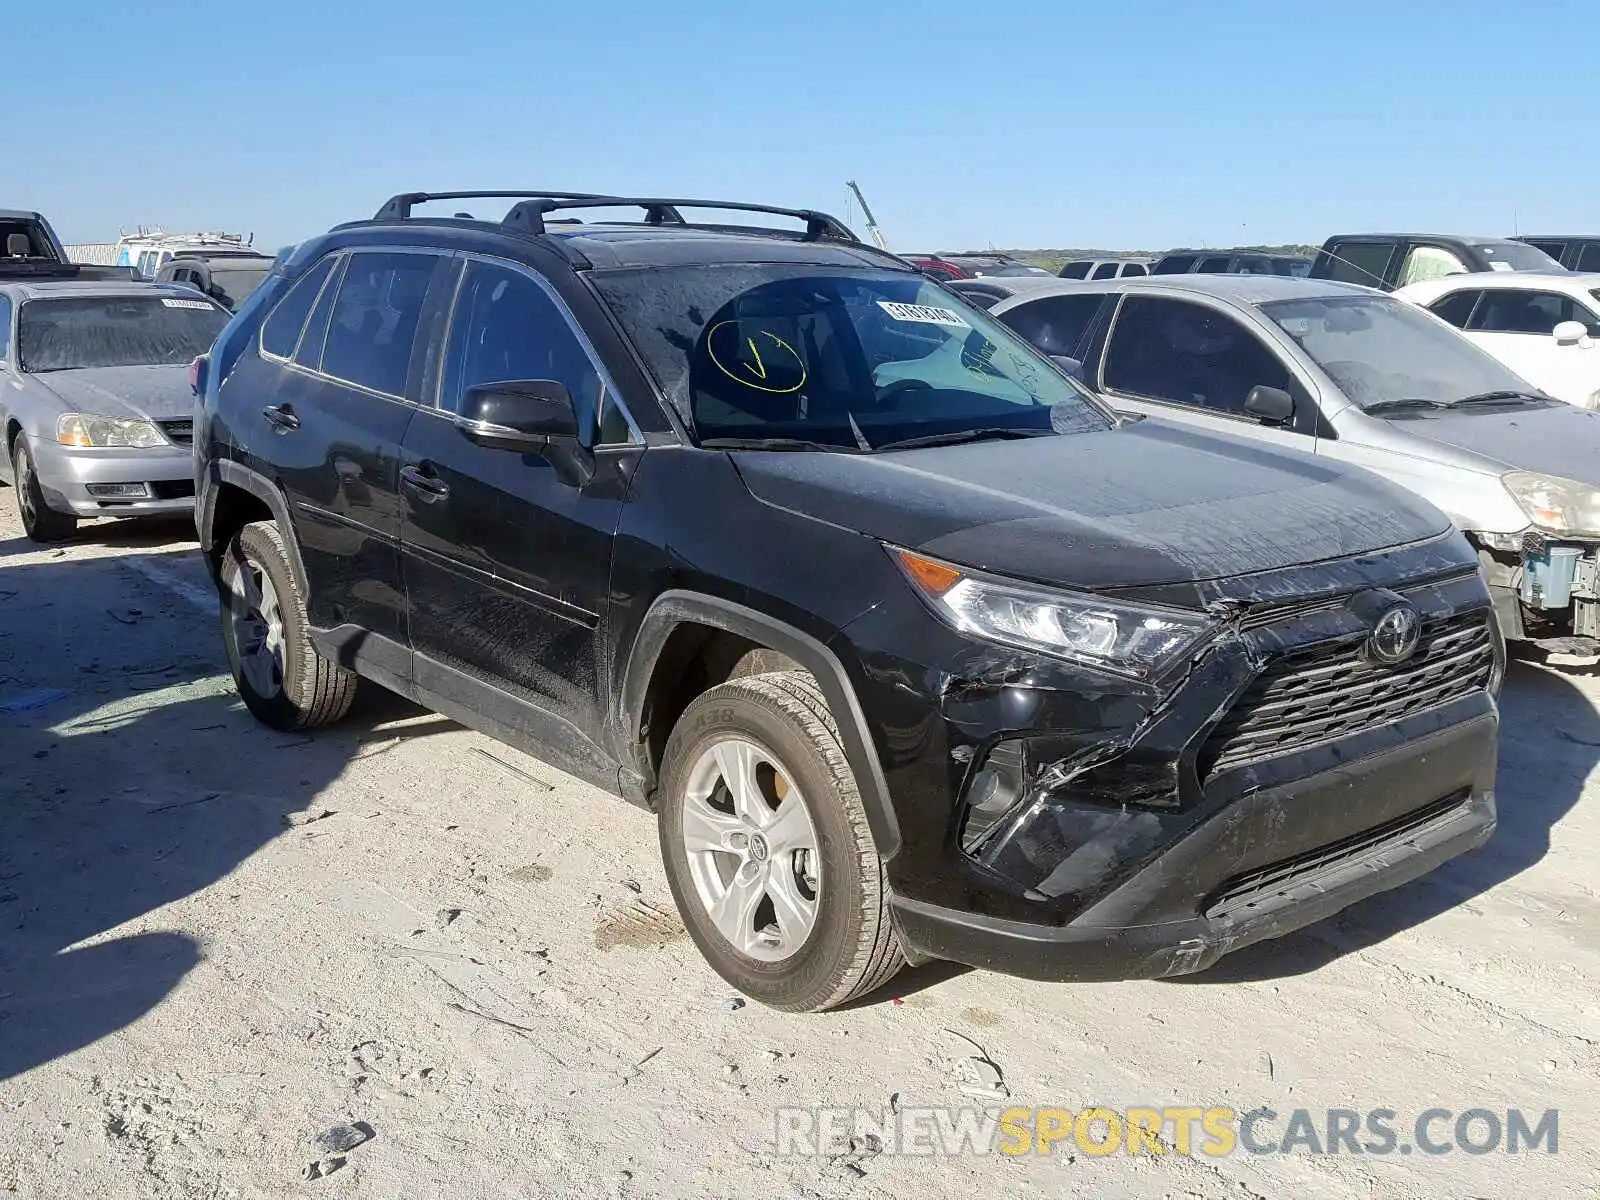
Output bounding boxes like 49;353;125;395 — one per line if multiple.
0;499;1595;1200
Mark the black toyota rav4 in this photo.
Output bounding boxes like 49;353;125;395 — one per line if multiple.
193;190;1502;1012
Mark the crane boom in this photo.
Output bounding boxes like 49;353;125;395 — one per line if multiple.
846;179;889;251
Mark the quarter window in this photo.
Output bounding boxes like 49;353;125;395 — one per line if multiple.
0;294;11;361
1426;289;1481;328
1103;296;1295;416
440;260;613;444
322;251;440;396
1397;245;1468;288
260;256;336;359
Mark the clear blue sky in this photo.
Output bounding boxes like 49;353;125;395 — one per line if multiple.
9;0;1590;252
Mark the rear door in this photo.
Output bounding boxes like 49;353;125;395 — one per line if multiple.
1091;293;1322;453
398;253;643;750
260;247;450;645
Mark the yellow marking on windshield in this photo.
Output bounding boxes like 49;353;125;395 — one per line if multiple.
745;337;768;380
706;322;806;394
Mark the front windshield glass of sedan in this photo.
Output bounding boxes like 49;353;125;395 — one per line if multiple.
592;265;1112;448
1263;293;1531;408
19;295;230;372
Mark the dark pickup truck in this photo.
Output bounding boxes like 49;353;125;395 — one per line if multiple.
1;209;136;281
1309;233;1564;291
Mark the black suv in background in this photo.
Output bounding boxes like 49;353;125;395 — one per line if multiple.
156;249;276;311
1514;235;1600;273
1152;249;1312;277
1309;233;1564;290
193;190;1501;1011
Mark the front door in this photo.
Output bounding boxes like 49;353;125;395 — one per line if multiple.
398;255;640;749
1089;293;1320;453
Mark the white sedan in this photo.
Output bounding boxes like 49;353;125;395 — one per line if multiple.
1397;271;1600;409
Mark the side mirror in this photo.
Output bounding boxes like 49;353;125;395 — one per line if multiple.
1553;320;1588;346
1244;385;1295;425
455;379;578;452
1049;355;1086;383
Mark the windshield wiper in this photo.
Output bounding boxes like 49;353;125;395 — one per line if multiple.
869;427;1053;452
1361;398;1453;415
699;436;863;453
1451;390;1552;408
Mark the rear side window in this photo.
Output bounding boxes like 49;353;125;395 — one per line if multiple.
1103;295;1294;415
1522;239;1566;261
1059;261;1092;279
1153;255;1198;274
1320;241;1395;288
260;256;335;358
1196;256;1233;273
1578;243;1600;273
0;294;12;361
1090;262;1119;280
1121;262;1149;277
322;251;440;396
999;294;1108;361
1426;289;1481;328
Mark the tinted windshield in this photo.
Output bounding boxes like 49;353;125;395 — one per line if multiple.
19;295;229;372
592;266;1112;448
1263;294;1530;408
1471;240;1563;272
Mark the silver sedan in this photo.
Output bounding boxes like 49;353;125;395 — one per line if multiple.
0;280;229;540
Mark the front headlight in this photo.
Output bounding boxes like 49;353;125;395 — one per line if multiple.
891;547;1214;679
56;413;167;449
1502;471;1600;538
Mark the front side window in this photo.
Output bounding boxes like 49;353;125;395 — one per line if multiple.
261;256;335;358
440;260;611;443
17;294;229;372
999;294;1109;362
1320;241;1395;288
1397;245;1469;288
321;251;439;396
1577;244;1600;273
1470;289;1600;336
1090;262;1119;280
1427;289;1481;329
1153;255;1198;274
592;266;1111;449
1196;256;1233;273
1102;296;1294;415
1264;293;1529;409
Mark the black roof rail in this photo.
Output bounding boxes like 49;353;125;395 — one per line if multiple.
372;190;613;221
498;196;858;243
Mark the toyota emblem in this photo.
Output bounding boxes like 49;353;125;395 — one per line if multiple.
1368;604;1422;665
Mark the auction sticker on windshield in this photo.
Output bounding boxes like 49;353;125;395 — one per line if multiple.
161;298;215;309
877;301;971;329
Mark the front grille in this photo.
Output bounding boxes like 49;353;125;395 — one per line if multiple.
158;418;194;447
1200;612;1494;776
1204;789;1471;921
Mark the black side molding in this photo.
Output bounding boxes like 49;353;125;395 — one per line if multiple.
619;591;902;861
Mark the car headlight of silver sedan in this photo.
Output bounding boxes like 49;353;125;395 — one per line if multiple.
56;413;168;449
1502;470;1600;538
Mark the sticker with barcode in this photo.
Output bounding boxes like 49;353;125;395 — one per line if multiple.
161;298;214;309
876;301;971;329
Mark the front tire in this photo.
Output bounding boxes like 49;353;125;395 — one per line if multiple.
12;439;77;542
657;669;904;1012
219;519;357;730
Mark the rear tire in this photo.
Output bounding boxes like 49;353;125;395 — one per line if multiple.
219;519;357;730
657;669;904;1012
12;439;77;542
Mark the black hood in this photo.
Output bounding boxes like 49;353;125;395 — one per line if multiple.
732;419;1450;590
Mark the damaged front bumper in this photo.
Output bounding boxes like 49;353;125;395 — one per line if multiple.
1476;532;1600;651
845;538;1501;983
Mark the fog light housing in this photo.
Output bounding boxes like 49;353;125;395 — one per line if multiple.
85;482;152;499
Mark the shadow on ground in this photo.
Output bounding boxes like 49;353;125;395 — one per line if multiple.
0;552;445;1081
1179;659;1595;984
